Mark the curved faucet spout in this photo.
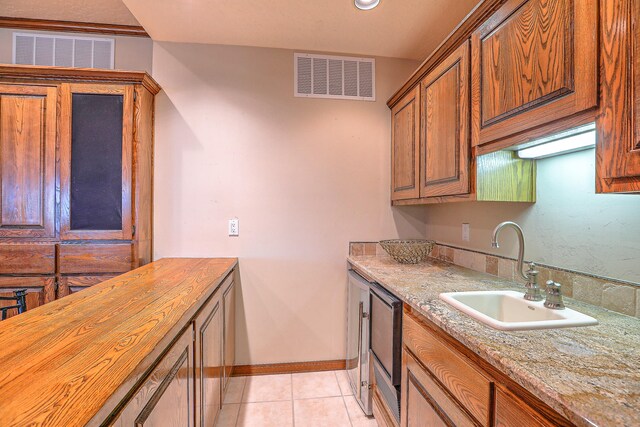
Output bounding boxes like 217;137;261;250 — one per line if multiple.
491;221;528;281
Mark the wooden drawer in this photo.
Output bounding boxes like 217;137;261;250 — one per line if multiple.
495;386;556;427
403;311;492;426
0;276;55;316
0;244;55;274
57;275;118;299
59;244;133;274
402;349;476;427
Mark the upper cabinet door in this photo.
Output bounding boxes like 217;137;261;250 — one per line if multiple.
472;0;598;147
391;86;420;201
596;0;640;193
60;84;133;240
420;41;470;198
0;85;56;239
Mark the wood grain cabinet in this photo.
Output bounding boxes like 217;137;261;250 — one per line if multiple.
0;84;56;239
596;0;640;193
420;41;470;198
471;0;598;149
400;307;574;427
391;86;420;201
110;269;237;427
391;42;471;202
0;66;160;316
195;289;224;427
112;326;195;427
222;278;236;389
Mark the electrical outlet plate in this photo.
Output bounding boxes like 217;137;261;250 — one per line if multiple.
462;223;470;242
228;218;239;236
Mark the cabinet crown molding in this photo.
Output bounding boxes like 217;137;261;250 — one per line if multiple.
0;64;161;94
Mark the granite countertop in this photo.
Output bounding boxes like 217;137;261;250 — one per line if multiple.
348;255;640;427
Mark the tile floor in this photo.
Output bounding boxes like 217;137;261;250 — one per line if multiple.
216;370;379;427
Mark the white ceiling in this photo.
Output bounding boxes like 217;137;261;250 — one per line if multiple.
122;0;481;60
1;0;482;60
0;0;140;26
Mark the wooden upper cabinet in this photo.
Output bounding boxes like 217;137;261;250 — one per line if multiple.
596;0;640;193
59;83;133;240
420;41;470;198
0;85;56;238
471;0;598;147
391;86;420;201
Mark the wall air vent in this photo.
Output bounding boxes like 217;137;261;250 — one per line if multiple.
294;53;375;101
13;32;114;69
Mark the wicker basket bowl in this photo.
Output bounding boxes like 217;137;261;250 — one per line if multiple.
379;239;435;264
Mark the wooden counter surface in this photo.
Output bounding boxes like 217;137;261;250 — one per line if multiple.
0;257;237;426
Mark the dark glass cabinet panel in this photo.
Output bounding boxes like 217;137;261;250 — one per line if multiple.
70;93;123;231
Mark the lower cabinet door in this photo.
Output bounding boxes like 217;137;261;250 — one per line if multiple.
401;349;476;427
113;326;195;426
495;386;555;427
222;278;235;389
0;276;55;318
195;292;223;427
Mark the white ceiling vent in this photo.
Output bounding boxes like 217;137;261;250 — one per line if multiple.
13;32;114;69
295;53;375;101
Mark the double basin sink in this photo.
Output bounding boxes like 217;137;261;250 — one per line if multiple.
439;290;598;331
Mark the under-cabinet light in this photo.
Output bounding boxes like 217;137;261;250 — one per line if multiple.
517;130;596;159
355;0;380;10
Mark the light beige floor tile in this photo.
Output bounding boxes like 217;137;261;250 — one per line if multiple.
292;371;341;399
242;374;292;402
224;376;247;404
334;370;353;396
216;403;240;427
236;401;293;427
293;397;351;427
344;395;379;426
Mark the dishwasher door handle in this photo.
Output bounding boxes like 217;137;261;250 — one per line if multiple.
356;300;363;399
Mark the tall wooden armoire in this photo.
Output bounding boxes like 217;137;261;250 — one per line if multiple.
0;65;160;316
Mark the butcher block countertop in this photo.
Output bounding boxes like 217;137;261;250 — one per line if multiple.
0;257;237;427
348;255;640;427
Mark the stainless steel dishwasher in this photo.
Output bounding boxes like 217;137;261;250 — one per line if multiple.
346;269;372;415
370;282;402;423
347;269;403;419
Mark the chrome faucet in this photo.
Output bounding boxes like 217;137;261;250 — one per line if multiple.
491;221;543;301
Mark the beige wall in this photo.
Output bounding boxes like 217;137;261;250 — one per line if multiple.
0;28;153;72
425;147;640;284
152;42;424;365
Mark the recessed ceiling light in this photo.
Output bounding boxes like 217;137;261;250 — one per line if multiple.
355;0;380;10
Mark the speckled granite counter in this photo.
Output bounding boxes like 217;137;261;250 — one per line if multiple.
348;255;640;427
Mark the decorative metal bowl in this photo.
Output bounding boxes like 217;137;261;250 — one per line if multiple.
379;239;435;264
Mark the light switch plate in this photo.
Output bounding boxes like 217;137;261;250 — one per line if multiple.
462;223;470;242
229;218;239;236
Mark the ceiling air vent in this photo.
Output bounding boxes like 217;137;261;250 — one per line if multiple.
13;32;114;69
295;53;375;101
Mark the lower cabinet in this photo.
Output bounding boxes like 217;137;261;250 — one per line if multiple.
113;326;195;426
402;349;476;427
222;278;236;389
195;289;224;427
0;276;55;318
111;271;235;427
401;307;574;427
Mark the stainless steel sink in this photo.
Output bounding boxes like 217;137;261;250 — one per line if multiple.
439;290;598;331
